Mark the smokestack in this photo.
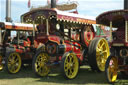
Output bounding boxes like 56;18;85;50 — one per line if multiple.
51;0;56;8
124;0;128;10
6;0;12;22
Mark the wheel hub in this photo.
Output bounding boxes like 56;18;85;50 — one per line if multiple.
70;63;73;67
69;63;74;68
40;62;45;67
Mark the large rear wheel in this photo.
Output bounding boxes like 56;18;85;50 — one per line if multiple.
60;52;79;79
5;52;22;74
105;56;118;83
32;51;50;77
88;37;110;72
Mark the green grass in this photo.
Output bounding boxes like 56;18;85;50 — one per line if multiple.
0;65;127;85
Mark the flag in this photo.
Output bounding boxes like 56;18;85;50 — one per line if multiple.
28;0;31;8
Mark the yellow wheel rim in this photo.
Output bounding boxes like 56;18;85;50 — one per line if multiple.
64;53;79;79
0;54;3;70
35;53;50;76
96;38;110;71
107;57;118;82
7;52;21;73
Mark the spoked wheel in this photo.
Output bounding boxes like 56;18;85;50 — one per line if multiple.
81;25;95;46
5;52;22;74
105;56;118;83
0;54;3;70
88;37;110;72
32;51;50;77
60;52;79;79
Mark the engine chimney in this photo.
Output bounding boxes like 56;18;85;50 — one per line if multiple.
6;0;12;22
5;0;11;37
124;0;128;10
51;0;56;8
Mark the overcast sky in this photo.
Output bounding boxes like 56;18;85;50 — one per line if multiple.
0;0;123;22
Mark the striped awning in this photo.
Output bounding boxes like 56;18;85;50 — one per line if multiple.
96;10;128;28
0;22;37;31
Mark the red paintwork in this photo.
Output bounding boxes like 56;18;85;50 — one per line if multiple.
125;43;128;46
64;41;83;61
84;31;95;46
35;34;61;44
71;34;80;41
35;32;84;62
72;42;81;53
64;41;73;52
48;35;61;44
12;38;34;59
24;38;31;47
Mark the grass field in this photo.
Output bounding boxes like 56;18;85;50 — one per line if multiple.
0;65;128;85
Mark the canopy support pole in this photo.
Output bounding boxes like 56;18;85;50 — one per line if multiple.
17;31;20;45
46;19;49;35
32;21;35;45
125;20;128;42
33;21;35;37
110;21;113;42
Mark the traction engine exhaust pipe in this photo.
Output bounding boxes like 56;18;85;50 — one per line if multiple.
124;0;128;10
6;0;12;22
51;0;56;8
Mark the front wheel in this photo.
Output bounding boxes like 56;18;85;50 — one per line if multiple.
32;51;50;77
5;52;22;74
60;52;79;79
105;56;118;83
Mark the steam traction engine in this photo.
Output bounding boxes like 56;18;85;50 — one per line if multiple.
20;6;110;79
96;10;128;83
0;22;37;73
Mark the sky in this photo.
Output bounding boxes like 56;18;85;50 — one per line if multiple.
0;0;123;22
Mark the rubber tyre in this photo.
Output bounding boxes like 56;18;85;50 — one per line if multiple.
88;37;110;72
105;56;118;83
